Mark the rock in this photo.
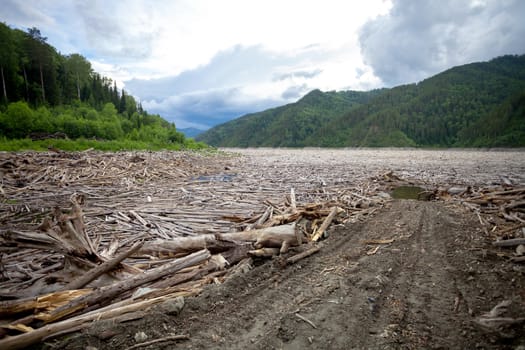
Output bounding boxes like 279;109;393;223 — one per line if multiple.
154;296;185;315
447;187;468;195
134;331;148;342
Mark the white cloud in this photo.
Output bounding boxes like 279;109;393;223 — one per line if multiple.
72;0;392;80
359;0;525;86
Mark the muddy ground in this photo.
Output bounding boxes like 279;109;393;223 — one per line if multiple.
34;149;525;349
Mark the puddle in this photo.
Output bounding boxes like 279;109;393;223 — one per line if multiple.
391;186;427;200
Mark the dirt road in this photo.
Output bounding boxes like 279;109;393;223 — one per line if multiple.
35;149;525;349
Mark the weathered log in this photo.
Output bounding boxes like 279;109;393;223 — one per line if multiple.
39;249;211;323
63;241;144;290
251;223;300;253
311;206;340;242
141;224;299;255
248;248;280;257
0;293;185;350
493;238;525;247
285;244;321;265
0;230;80;256
289;188;297;212
511;256;525;263
497;223;525;235
504;200;525;211
0;289;91;318
57;195;96;256
126;334;190;350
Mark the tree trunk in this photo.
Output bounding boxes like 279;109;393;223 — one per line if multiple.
39;62;45;103
22;66;28;100
76;72;81;100
1;66;6;102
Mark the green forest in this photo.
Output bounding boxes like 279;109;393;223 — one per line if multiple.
0;23;204;151
198;55;525;147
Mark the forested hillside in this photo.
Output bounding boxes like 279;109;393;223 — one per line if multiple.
0;23;202;150
198;89;384;147
198;55;525;147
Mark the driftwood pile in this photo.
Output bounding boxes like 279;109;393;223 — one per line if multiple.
449;186;525;262
0;150;523;348
0;151;387;349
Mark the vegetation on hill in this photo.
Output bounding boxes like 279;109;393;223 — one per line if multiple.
198;89;384;147
198;55;525;147
0;23;205;151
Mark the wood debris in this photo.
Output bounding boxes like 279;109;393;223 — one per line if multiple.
0;150;387;349
0;150;523;348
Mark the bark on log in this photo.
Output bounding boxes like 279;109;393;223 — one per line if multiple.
40;249;211;323
63;241;144;290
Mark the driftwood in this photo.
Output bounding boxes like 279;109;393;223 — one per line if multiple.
63;240;144;290
40;249;211;323
126;334;190;350
475;300;525;333
284;244;322;265
312;207;340;242
0;293;188;350
6;149;523;346
248;248;281;257
0;289;91;318
492;238;525;247
142;223;301;256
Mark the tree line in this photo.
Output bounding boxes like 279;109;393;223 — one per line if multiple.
0;23;202;150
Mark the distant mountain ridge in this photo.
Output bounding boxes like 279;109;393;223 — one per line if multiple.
179;127;205;138
197;88;385;147
197;55;525;147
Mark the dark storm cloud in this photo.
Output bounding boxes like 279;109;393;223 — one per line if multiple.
144;87;283;129
126;45;316;128
359;0;525;86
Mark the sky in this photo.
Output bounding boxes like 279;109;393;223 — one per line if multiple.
2;0;524;130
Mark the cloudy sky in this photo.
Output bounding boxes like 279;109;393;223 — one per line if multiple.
2;0;524;130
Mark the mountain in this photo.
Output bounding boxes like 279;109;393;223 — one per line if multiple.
198;55;525;147
179;127;205;138
197;89;385;147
